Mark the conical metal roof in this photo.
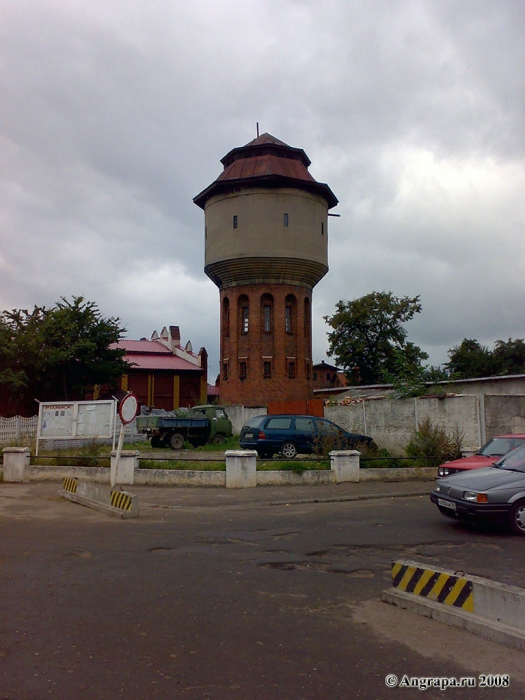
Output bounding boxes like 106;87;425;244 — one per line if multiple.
193;133;338;209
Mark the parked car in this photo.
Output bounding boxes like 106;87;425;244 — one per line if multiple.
437;434;525;477
430;444;525;535
239;414;373;458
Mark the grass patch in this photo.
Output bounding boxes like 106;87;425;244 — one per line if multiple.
193;435;240;452
139;460;225;471
257;459;330;473
32;440;111;468
128;435;240;452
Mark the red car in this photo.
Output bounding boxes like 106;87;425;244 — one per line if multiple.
437;434;525;477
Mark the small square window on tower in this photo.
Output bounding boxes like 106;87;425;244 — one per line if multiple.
239;361;247;380
233;215;238;229
263;361;272;379
222;362;229;381
288;361;296;379
283;213;289;227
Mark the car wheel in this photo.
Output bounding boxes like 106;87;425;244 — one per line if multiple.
169;432;185;450
212;434;225;445
508;500;525;535
280;441;297;459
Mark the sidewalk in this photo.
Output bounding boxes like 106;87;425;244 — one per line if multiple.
129;479;433;509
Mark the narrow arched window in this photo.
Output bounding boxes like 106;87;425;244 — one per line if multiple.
304;297;310;338
285;294;296;334
222;297;230;337
238;295;249;335
261;293;274;334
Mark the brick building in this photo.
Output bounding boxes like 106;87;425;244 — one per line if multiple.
194;133;337;406
111;326;208;410
312;361;348;392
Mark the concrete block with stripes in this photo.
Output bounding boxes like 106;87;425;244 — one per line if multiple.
382;558;525;651
59;477;138;518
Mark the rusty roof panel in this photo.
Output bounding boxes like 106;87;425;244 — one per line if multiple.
218;154;315;183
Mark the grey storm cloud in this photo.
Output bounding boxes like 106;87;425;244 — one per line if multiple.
1;0;524;380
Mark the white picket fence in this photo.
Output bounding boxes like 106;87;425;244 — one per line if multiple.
0;415;138;447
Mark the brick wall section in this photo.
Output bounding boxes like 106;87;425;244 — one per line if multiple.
220;282;313;406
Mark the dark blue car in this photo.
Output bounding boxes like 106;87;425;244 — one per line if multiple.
239;414;373;458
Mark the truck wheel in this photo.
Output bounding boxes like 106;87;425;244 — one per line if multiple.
212;434;225;445
169;433;185;450
508;499;525;535
151;435;162;448
280;441;297;459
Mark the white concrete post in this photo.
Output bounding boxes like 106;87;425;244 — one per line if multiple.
461;449;476;458
2;447;31;482
110;449;139;486
330;450;360;483
225;450;257;488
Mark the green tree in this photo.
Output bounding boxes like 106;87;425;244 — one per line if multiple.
446;337;525;379
445;338;495;379
0;297;128;413
324;291;428;385
0;306;48;403
492;338;525;375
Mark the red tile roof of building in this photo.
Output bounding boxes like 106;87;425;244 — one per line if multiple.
123;353;202;372
112;339;202;372
115;340;172;355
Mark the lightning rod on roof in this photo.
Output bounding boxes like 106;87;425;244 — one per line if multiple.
256;122;259;137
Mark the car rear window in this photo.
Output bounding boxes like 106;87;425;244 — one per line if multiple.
266;417;292;430
245;416;266;428
296;418;315;432
316;419;339;435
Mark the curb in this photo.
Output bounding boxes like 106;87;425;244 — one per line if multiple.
269;491;430;506
382;558;525;651
58;478;139;519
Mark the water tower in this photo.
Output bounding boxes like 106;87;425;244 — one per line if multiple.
193;133;338;406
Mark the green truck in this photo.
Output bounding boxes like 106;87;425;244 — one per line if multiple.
136;405;232;450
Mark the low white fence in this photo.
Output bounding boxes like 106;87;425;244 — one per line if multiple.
0;416;38;444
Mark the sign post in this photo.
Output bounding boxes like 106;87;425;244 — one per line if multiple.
110;394;138;488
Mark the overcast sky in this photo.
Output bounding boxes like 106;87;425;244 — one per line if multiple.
1;0;524;382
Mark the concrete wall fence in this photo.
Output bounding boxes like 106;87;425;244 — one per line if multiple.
225;394;525;451
326;394;525;453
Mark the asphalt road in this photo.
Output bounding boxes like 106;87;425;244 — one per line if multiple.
1;481;524;700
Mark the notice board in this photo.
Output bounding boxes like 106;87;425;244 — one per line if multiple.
36;400;117;454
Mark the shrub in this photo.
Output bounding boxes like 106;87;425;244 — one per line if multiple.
405;418;463;468
311;432;372;457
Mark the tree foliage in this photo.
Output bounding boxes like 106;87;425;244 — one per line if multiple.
0;297;128;414
324;291;428;385
445;337;525;379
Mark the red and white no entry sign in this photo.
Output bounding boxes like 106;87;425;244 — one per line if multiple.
118;394;138;424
